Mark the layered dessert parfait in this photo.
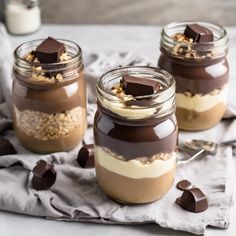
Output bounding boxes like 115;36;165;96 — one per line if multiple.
12;37;86;153
94;66;178;204
158;22;229;130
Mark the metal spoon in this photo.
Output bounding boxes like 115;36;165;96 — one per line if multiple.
177;147;205;165
184;139;236;155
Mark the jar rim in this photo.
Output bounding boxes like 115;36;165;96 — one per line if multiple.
96;66;176;120
13;38;83;87
98;66;175;101
160;21;228;61
162;21;228;46
14;38;82;67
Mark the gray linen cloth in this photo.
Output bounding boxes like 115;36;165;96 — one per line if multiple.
0;24;234;235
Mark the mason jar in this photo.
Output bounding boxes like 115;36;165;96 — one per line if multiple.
94;66;178;204
158;21;229;131
12;39;86;153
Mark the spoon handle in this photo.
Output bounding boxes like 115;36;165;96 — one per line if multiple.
219;140;236;147
177;149;205;165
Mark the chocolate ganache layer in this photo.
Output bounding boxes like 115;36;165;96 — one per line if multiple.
94;107;178;159
158;54;229;94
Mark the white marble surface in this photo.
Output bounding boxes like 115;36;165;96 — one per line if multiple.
0;25;236;236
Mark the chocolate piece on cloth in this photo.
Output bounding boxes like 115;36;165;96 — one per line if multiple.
77;143;95;168
35;37;66;63
32;160;57;190
0;138;17;156
176;187;208;213
176;179;192;191
121;75;160;96
184;24;214;42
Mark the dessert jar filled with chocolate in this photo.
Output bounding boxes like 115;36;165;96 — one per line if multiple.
12;37;86;153
158;22;229;131
94;66;178;204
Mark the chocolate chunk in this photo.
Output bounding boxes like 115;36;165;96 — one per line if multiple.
124;99;152;107
121;75;160;96
35;37;66;63
176;188;208;213
32;160;57;190
77;143;94;168
176;179;192;191
0;138;17;156
184;24;214;42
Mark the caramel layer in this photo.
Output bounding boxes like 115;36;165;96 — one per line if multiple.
15;124;86;153
176;102;226;131
13;73;86;114
95;162;175;204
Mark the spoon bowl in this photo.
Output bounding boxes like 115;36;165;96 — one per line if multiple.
185;139;236;156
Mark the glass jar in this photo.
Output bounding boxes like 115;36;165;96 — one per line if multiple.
5;0;41;35
94;66;178;204
12;39;86;153
158;21;229;131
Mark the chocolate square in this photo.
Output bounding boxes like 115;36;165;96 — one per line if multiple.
121;75;160;96
184;24;214;42
77;144;94;168
0;138;17;156
35;37;66;63
32;160;57;190
176;187;208;213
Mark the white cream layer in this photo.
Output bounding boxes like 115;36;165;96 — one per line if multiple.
176;86;228;112
102;98;156;119
95;146;176;179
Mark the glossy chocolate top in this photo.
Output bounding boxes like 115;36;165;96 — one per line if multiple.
158;55;229;94
94;108;178;159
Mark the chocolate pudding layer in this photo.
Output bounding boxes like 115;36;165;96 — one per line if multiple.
95;146;176;204
158;55;229;95
12;72;86;114
158;22;229;130
94;109;177;159
12;38;86;153
176;102;226;131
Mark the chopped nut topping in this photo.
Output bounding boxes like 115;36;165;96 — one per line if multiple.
183;88;221;97
111;84;133;101
170;33;213;59
24;50;73;82
14;106;85;141
60;52;72;61
103;147;174;163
